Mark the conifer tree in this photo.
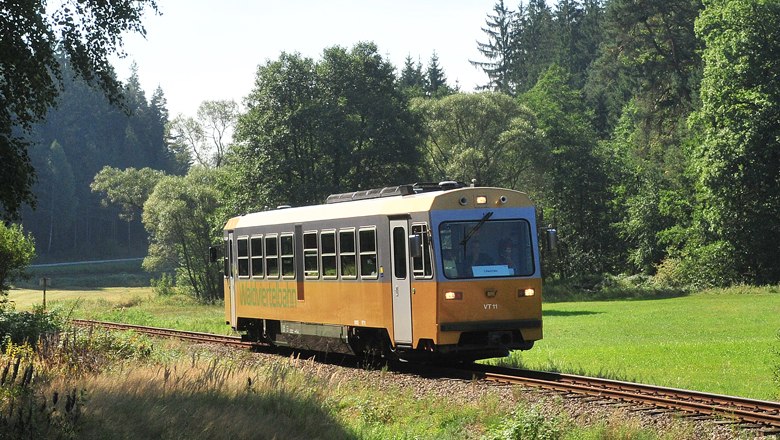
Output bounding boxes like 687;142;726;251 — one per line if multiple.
424;52;452;98
399;55;426;98
471;0;520;94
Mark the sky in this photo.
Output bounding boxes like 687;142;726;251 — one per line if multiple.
111;0;500;118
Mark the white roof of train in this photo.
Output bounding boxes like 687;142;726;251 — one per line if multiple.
226;187;531;230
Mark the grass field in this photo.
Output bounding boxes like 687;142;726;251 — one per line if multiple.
8;286;231;335
502;286;780;401
8;284;780;401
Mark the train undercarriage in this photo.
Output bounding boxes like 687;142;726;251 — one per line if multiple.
235;317;535;362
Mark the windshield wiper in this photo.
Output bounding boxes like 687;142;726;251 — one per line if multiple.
460;211;493;247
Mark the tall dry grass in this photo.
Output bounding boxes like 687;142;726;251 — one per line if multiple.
54;355;355;439
2;327;356;439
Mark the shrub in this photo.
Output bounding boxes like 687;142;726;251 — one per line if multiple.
543;274;685;302
0;306;62;349
654;241;739;289
483;407;565;440
0;223;35;297
151;273;177;296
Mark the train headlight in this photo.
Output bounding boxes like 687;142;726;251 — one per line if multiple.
445;291;463;300
518;288;535;297
476;196;487;205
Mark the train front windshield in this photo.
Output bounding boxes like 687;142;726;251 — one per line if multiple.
439;219;534;279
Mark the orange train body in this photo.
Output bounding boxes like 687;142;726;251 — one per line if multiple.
221;183;548;361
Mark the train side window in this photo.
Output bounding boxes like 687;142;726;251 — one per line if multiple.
223;238;229;278
412;223;433;279
303;231;319;278
359;228;377;279
250;235;264;278
237;236;249;277
392;226;407;279
265;235;279;278
321;231;337;279
339;229;357;279
280;233;295;279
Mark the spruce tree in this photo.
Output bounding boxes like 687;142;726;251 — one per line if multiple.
471;0;520;94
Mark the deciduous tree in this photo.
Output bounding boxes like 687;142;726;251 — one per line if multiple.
91;166;166;222
233;43;421;210
142;168;223;301
413;92;539;188
690;0;780;284
523;65;614;275
168;100;238;169
0;223;35;298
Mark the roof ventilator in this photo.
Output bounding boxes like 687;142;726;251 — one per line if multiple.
325;181;468;204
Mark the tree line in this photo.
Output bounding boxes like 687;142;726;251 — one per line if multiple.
2;0;779;301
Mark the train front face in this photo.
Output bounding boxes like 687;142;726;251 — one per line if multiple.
430;189;543;360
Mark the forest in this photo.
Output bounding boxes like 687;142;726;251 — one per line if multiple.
3;0;779;301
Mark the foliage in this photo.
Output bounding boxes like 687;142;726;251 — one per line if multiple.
471;0;519;94
150;273;177;297
0;306;62;349
0;354;82;439
91;166;166;222
542;273;686;302
142;167;224;302
0;223;35;296
483;407;565;440
586;0;702;136
424;51;455;98
0;0;158;221
689;0;780;284
21;63;174;261
167;100;238;168
653;241;738;289
398;55;427;98
522;65;615;276
602;101;695;274
413;92;540;188
232;42;422;210
29;141;77;256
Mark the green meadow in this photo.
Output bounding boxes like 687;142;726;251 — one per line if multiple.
503;286;780;401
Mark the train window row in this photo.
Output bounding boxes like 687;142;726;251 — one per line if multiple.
226;223;433;281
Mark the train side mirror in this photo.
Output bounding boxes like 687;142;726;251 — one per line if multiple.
408;234;422;259
208;246;219;263
545;228;558;251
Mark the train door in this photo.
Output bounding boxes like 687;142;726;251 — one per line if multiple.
389;219;412;345
228;231;237;326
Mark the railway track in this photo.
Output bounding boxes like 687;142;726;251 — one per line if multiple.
466;364;780;435
70;319;257;349
71;319;780;435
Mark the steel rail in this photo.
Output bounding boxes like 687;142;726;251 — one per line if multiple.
469;365;780;430
70;319;257;348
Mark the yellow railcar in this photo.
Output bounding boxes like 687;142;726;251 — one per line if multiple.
221;182;549;361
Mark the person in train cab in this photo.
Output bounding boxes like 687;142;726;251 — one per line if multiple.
497;238;517;274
